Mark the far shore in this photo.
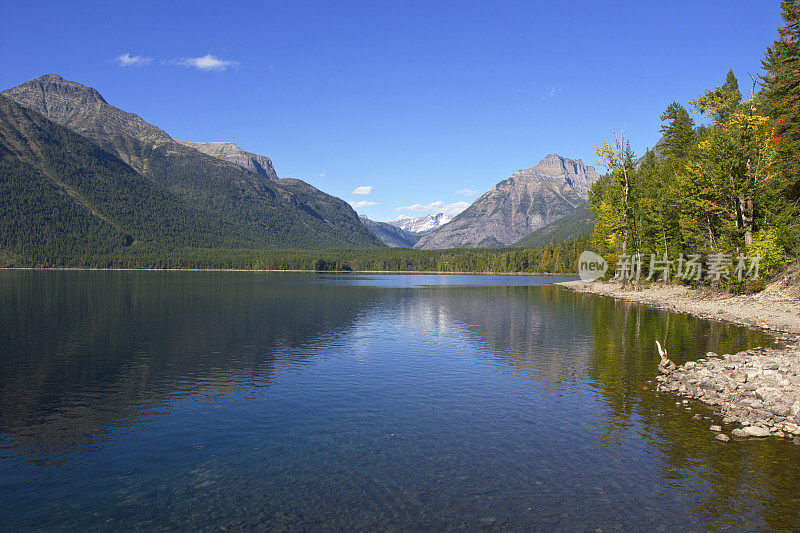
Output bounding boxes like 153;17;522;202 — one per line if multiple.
0;267;576;277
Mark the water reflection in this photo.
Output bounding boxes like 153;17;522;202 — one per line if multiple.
0;271;374;463
0;271;798;530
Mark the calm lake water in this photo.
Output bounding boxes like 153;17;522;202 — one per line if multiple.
1;271;799;531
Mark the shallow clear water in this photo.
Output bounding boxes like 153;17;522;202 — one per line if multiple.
0;271;798;531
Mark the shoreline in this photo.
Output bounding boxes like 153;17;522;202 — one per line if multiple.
559;279;800;442
0;267;574;277
558;279;800;337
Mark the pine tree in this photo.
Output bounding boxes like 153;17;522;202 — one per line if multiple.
660;102;697;161
761;0;800;200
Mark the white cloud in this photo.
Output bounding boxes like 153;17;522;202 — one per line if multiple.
177;54;239;72
395;200;470;216
541;86;562;101
352;185;373;195
349;200;378;208
454;188;476;196
116;53;153;67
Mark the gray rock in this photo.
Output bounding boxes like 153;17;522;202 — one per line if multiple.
743;426;771;438
715;433;731;442
710;425;722;432
771;403;792;417
178;142;278;180
732;372;748;383
731;428;749;439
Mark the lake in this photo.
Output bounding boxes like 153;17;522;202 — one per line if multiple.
1;271;798;530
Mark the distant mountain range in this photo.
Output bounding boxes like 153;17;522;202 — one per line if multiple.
390;213;452;234
0;74;382;262
360;213;452;247
0;73;602;264
415;154;600;249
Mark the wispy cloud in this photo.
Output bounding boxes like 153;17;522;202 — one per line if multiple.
352;185;373;195
541;86;562;101
116;53;153;67
454;188;476;197
350;200;378;208
177;54;239;72
395;200;470;216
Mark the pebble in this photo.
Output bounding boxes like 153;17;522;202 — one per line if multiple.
715;433;731;442
709;425;722;432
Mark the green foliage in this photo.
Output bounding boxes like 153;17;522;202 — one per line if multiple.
513;203;596;249
690;69;742;125
749;228;790;281
660;102;697;161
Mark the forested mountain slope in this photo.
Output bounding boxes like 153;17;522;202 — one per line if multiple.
0;75;383;255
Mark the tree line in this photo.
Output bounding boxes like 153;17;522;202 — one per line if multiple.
1;238;586;274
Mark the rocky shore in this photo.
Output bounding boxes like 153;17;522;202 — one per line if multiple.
560;275;800;442
656;347;800;442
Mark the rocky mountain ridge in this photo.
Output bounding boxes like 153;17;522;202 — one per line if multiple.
178;141;278;180
415;154;600;249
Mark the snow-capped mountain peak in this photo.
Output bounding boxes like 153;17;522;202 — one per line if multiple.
389;213;452;234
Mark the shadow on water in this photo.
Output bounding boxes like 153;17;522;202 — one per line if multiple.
0;271;798;530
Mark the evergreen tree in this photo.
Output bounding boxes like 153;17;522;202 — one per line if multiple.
761;0;800;199
660;103;697;161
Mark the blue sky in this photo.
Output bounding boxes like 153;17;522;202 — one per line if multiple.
0;1;782;221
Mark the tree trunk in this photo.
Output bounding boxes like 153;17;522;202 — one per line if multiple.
621;167;630;255
741;194;754;249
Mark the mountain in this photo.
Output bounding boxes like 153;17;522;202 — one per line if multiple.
361;213;454;248
0;95;254;263
390;213;452;234
414;154;600;249
178;141;278;180
2;74;171;172
636;135;667;168
1;74;383;253
512;202;596;248
359;216;419;247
